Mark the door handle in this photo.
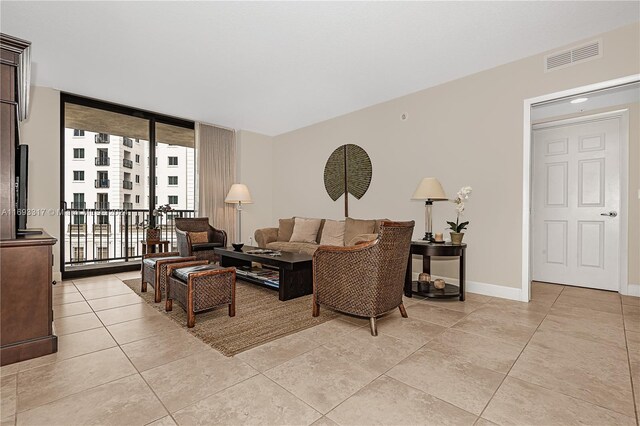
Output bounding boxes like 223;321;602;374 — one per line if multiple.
600;211;618;217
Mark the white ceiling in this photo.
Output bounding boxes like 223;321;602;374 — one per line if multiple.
2;1;639;136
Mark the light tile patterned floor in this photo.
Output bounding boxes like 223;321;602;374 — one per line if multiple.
1;272;639;425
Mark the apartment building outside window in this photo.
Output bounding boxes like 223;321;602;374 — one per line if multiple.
135;195;140;204
168;195;178;205
73;171;84;181
72;214;85;225
168;176;178;185
73;129;85;137
168;156;178;166
73;148;84;159
72;193;85;209
135;174;140;184
72;247;85;262
95;247;109;261
135;154;140;163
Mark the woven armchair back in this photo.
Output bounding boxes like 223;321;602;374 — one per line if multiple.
175;217;227;246
175;217;212;233
313;220;414;317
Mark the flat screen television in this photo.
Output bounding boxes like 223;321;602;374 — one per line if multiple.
15;144;29;232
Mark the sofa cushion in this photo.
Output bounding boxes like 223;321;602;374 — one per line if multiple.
192;242;223;251
189;231;209;244
319;220;345;246
142;256;183;267
344;217;376;245
290;217;322;243
172;264;224;282
277;218;295;242
266;241;319;255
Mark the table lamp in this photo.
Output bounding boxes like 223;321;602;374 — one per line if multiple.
225;183;253;243
411;177;447;241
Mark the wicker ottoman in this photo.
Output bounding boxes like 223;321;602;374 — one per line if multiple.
165;260;236;328
141;252;196;303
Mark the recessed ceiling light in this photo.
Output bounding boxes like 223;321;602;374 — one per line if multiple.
570;97;589;104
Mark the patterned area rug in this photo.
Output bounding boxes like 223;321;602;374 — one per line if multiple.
123;278;337;356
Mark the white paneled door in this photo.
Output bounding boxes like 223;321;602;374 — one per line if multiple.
532;113;621;291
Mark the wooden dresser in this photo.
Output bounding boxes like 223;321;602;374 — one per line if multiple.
1;231;58;365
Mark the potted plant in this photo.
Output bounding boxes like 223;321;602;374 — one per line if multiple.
137;204;173;241
447;186;472;245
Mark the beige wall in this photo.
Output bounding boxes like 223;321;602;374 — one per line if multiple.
237;130;274;244
271;23;640;295
19;86;62;279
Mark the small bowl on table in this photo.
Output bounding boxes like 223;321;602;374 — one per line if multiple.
232;243;244;252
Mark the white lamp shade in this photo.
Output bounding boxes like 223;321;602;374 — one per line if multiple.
225;184;253;204
411;177;447;201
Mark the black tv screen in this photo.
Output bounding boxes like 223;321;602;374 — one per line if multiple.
16;144;28;230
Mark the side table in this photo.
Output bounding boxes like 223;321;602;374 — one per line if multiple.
141;240;169;255
404;241;466;301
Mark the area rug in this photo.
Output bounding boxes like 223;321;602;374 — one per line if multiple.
123;278;337;356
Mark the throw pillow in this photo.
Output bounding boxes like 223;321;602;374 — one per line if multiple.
319;220;345;246
277;218;295;242
289;217;322;243
347;233;378;246
343;217;376;245
189;231;209;244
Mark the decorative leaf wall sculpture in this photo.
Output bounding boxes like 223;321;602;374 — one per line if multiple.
323;144;372;216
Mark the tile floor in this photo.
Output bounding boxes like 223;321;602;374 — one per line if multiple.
1;273;639;425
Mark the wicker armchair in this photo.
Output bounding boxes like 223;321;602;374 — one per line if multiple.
312;220;415;336
175;217;227;263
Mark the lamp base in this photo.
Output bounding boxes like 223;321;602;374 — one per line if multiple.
422;232;433;242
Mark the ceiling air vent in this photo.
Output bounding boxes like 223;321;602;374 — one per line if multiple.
544;39;602;72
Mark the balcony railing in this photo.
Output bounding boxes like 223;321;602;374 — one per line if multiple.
63;208;196;267
123;181;133;190
71;202;86;209
95;179;110;188
95;157;110;166
123;202;133;210
123;138;133;148
123;159;133;169
95;134;109;144
94;202;110;209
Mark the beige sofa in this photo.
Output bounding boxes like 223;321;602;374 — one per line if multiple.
255;217;385;256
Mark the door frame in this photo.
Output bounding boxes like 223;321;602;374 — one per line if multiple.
522;74;638;301
531;109;628;291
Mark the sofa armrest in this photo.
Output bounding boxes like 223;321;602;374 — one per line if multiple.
255;227;278;248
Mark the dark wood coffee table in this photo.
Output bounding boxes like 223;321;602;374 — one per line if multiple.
214;246;313;301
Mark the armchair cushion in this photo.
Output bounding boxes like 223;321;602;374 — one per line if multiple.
189;231;209;244
277;218;295;242
172;264;225;282
290;217;322;243
192;242;224;251
347;233;378;246
267;241;319;256
344;217;376;245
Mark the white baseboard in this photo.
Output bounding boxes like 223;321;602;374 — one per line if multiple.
623;283;640;297
412;272;522;301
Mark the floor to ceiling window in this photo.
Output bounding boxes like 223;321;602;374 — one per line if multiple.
61;95;195;278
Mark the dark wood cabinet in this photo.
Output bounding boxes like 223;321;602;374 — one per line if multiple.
0;34;54;366
1;231;58;365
